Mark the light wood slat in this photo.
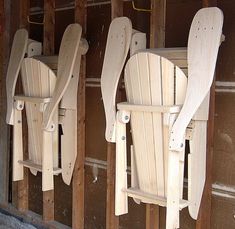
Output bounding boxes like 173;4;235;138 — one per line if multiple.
13;108;24;181
115;111;128;215
188;121;207;219
148;54;165;197
6;29;28;125
130;145;141;204
124;188;188;209
14;95;51;104
125;55;152;193
117;102;181;113
161;57;175;195
175;67;187;198
18;160;62;175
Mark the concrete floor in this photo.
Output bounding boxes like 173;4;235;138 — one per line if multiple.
0;213;36;229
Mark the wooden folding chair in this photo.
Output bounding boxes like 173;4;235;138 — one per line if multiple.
7;24;88;191
102;7;223;229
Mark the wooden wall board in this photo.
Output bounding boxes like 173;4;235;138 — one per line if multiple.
213;93;235;186
29;173;43;215
166;0;202;47
0;0;11;206
43;0;55;222
211;195;235;229
54;175;72;227
216;0;235;81
73;1;86;228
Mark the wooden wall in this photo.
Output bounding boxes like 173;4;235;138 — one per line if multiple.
1;0;235;228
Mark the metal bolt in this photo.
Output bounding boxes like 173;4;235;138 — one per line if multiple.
121;136;126;140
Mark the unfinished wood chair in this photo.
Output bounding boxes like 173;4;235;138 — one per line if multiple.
7;24;88;191
101;8;223;229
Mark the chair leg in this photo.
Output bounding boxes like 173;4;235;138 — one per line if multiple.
13;109;24;181
166;150;180;229
42;130;54;191
115;113;128;215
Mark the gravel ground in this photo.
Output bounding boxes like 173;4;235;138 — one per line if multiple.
0;213;37;229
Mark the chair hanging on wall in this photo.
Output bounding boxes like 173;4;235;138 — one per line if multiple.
101;8;224;229
6;23;89;191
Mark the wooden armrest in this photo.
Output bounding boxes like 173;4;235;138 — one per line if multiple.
117;102;182;114
14;95;51;104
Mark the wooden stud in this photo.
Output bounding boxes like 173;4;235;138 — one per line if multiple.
105;1;123;228
150;0;166;48
16;0;30;213
196;1;217;228
43;0;55;55
146;1;166;228
73;1;86;229
43;0;55;222
0;0;11;206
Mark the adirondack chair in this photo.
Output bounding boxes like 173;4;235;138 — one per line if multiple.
7;24;88;191
101;8;223;229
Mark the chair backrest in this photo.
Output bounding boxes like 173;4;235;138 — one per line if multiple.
124;52;187;196
21;58;57;167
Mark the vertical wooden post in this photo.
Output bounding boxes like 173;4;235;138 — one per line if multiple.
150;0;166;48
0;0;11;207
196;1;217;229
43;0;55;222
146;1;166;229
105;1;123;229
17;0;30;212
72;1;86;229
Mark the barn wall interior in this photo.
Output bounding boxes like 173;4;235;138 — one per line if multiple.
0;0;235;228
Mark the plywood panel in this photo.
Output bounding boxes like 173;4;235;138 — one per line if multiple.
213;93;235;186
216;0;235;81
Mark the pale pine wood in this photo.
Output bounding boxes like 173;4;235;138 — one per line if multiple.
60;39;89;185
43;24;82;130
124;188;188;209
131;145;141;204
18;160;62;175
117;52;187;229
169;8;224;151
20;58;57;189
130;30;146;56
27;39;42;57
101;17;132;142
13;102;24;181
117;103;181;113
188;121;207;219
42;129;54;191
6;29;28;125
115;110;129;215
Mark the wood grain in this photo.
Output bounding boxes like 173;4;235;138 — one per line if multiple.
0;1;10;205
73;0;86;228
43;0;55;222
